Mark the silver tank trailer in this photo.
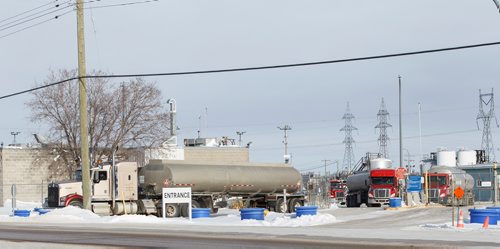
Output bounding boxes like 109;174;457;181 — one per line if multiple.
140;160;302;195
428;166;474;190
346;171;370;193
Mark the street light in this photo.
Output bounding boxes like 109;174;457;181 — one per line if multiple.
10;131;20;145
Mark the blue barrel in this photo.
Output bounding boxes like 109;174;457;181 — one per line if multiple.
191;208;210;218
13;210;31;217
469;208;499;225
240;208;264;220
296;206;318;217
389;198;402;208
36;209;51;215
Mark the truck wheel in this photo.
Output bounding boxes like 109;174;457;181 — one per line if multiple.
288;198;303;213
276;198;287;213
165;203;180;217
67;199;83;209
181;200;200;217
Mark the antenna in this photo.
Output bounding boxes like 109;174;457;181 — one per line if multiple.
477;88;499;162
340;102;357;172
10;131;21;145
375;98;392;158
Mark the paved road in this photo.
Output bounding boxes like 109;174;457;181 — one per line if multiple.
0;206;498;248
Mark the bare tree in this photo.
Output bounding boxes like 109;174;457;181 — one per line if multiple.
27;69;171;178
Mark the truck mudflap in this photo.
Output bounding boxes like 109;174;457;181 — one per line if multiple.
137;199;157;215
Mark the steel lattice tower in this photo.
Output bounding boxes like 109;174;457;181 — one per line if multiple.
340;102;357;172
375;98;392;159
476;88;499;162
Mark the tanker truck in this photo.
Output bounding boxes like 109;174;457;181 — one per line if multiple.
47;160;305;216
346;158;407;207
424;166;474;206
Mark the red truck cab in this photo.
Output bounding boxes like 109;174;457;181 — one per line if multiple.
330;179;346;205
367;168;406;206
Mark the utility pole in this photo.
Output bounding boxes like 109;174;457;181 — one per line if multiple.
321;159;331;177
236;131;246;147
76;0;91;210
277;125;292;163
398;76;403;168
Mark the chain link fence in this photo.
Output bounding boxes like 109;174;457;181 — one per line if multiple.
1;181;47;207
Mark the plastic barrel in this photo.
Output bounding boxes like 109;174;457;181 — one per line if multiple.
469;208;499;225
389;198;402;208
191;208;210;218
13;210;31;217
240;208;265;220
296;206;318;217
37;209;51;215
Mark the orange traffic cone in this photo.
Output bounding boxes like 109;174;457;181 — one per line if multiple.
483;216;489;228
457;210;464;228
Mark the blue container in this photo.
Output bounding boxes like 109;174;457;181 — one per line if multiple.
191;208;210;219
296;206;318;217
389;198;402;208
240;208;264;220
36;209;51;215
13;210;31;217
469;208;499;225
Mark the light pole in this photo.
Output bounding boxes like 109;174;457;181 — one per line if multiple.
236;131;246;147
10;131;20;145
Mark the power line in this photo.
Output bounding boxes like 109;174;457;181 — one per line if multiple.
0;10;74;39
0;0;59;24
84;0;159;10
3;41;500;100
0;1;72;31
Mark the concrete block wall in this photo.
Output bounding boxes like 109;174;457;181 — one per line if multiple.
0;148;54;206
184;147;249;163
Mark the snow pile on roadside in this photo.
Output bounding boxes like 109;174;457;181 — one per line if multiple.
0;200;40;215
420;223;500;231
0;206;337;227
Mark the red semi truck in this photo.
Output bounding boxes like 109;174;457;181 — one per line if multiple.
346;166;406;207
330;179;346;205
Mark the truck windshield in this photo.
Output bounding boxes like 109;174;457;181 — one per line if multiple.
371;177;394;185
74;170;82;181
331;182;342;189
430;176;447;186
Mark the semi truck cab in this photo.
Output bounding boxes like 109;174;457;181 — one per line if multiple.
367;169;399;206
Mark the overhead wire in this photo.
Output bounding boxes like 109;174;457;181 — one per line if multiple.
83;0;159;10
0;9;74;39
0;1;72;31
0;0;60;24
2;40;500;100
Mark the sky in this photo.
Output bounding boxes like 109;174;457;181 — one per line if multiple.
1;0;500;175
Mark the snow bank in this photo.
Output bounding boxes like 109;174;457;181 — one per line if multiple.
0;205;337;227
420;223;500;231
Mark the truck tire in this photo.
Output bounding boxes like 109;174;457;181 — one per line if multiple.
181;200;200;217
165;203;180;217
276;198;287;213
288;198;303;213
67;199;83;208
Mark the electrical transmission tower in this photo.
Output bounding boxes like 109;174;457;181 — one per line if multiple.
477;88;499;162
340;102;357;172
375;98;392;158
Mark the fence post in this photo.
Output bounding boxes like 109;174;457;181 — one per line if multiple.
41;180;44;205
11;184;16;212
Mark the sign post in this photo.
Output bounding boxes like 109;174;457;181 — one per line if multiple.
162;187;192;221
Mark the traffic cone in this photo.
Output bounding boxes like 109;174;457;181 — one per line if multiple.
483;216;489;229
457;210;464;228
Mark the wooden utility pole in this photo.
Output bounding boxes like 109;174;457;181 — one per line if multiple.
76;0;91;210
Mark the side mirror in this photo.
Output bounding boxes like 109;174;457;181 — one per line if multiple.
92;172;100;184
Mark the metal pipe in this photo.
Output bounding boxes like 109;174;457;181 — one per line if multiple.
111;146;118;211
399;76;403;168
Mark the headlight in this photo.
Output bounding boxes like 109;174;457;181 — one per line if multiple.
368;193;374;198
390;193;396;197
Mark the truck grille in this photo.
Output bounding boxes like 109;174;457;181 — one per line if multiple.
429;188;439;199
374;189;390;198
336;192;345;198
47;183;59;207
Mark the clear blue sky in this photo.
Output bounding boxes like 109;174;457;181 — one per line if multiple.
1;1;499;174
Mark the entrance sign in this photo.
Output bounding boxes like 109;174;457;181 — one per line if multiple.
162;187;192;220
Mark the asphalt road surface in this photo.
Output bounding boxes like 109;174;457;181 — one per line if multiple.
0;206;498;249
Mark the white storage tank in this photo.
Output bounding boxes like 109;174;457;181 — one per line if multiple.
436;150;456;167
370;158;392;169
457;150;477;166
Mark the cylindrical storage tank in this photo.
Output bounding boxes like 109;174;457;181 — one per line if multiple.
346;171;370;193
429;166;475;190
436;150;456;167
370;158;392;170
295;206;318;217
140;161;302;195
457;150;477;166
